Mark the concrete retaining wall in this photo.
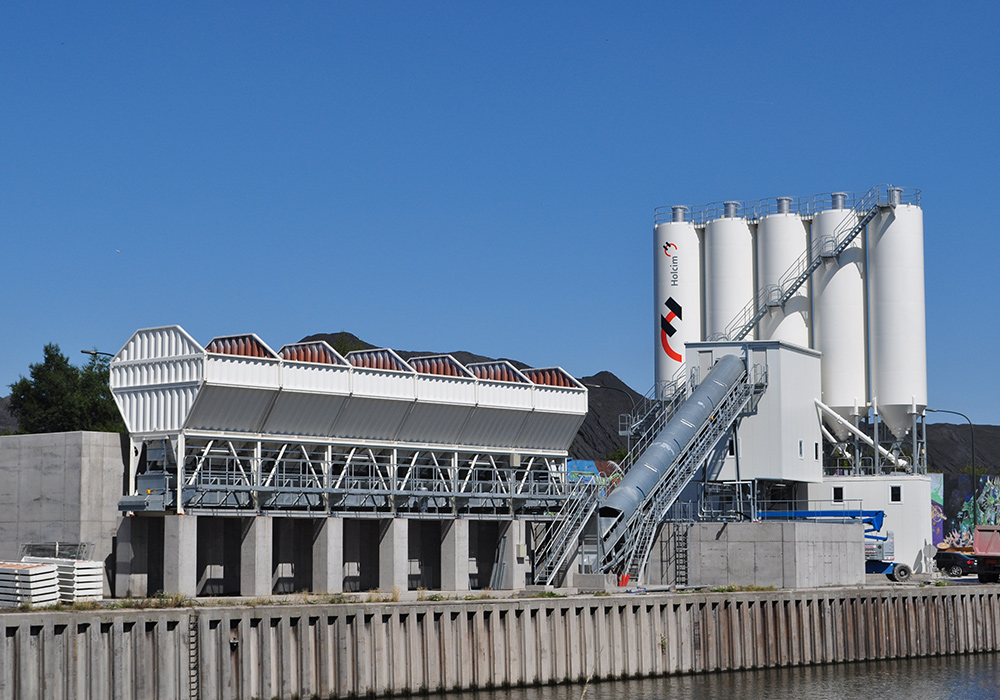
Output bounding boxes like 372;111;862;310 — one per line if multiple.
0;431;125;596
3;587;1000;699
644;521;865;588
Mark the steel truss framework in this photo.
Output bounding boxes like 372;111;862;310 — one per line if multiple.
134;431;576;520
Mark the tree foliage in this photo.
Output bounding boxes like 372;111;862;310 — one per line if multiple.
8;344;126;434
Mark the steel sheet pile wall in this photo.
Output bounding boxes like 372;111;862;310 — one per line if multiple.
4;588;1000;699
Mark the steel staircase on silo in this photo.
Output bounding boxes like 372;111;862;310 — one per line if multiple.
721;185;887;343
601;363;767;585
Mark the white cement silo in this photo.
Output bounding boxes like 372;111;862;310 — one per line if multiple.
812;194;866;439
704;202;755;339
868;190;927;438
756;197;811;346
654;206;702;388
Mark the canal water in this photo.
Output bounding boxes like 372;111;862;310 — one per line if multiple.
439;652;999;700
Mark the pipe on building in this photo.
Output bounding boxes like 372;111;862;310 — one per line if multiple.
814;398;908;468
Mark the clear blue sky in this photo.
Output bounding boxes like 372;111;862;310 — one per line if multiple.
2;2;998;424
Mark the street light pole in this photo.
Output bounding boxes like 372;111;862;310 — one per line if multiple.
80;350;114;359
927;408;977;527
584;383;641;458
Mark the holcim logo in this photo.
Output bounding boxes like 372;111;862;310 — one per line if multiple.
663;241;677;257
660;297;683;363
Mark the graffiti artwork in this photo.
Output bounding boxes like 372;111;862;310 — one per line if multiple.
939;473;1000;549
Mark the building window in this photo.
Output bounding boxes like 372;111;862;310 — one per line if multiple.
728;438;736;456
890;484;902;503
832;486;844;503
798;440;804;459
815;442;820;461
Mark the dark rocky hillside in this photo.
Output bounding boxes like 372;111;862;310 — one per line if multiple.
926;423;1000;475
567;371;643;460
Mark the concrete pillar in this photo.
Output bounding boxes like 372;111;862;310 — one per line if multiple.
241;516;273;597
561;543;583;588
114;516;148;598
379;519;408;593
312;517;344;594
163;515;197;597
440;519;469;591
499;520;528;591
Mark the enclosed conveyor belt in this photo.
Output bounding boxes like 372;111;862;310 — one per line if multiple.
599;354;761;582
600;354;746;530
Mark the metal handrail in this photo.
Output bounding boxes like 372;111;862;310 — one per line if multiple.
654;185;920;226
532;477;600;585
602;364;768;580
721;184;894;342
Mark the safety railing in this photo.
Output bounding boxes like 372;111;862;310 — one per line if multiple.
654;185;920;226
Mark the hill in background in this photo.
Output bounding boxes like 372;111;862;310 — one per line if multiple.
2;332;996;474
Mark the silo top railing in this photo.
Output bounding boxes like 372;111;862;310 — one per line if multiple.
654;185;920;226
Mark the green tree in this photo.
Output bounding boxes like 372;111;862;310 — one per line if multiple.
8;344;125;434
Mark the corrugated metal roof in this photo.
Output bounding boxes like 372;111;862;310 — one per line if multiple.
522;367;583;388
278;341;347;365
345;348;411;372
410;355;473;378
110;325;588;452
468;361;529;383
205;334;277;359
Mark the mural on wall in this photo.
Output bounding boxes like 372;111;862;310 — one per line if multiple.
931;473;944;546
940;473;1000;549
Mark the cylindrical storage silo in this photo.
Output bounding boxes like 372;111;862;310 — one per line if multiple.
704;204;754;340
812;201;866;439
756;199;810;346
654;206;702;388
868;199;927;438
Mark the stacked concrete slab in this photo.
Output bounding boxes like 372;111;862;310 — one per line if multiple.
0;561;58;607
22;557;104;602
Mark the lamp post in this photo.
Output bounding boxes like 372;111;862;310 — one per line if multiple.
927;408;977;527
584;383;641;457
584;383;640;411
80;350;114;359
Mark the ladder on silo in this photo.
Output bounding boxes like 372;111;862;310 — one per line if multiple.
602;365;767;585
722;185;889;342
673;522;690;586
188;612;200;700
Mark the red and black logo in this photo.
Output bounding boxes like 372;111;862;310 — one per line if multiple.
663;241;677;257
660;297;683;363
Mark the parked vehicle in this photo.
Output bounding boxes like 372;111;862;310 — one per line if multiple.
974;526;1000;583
933;550;977;577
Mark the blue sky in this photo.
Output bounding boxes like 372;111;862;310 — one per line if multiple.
2;2;998;425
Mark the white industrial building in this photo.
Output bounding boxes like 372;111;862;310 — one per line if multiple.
614;184;932;585
111;327;588;597
106;184;932;596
